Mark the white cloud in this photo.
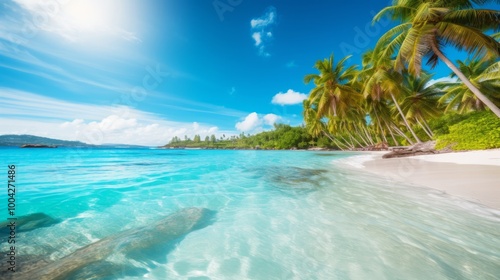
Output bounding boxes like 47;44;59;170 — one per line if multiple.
88;115;138;132
208;127;218;133
235;112;260;132
250;8;276;28
271;89;307;105
0;88;229;146
263;114;280;126
235;112;282;132
193;122;200;130
250;6;277;56
252;32;262;46
55;116;220;146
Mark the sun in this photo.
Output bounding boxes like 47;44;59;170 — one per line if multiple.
62;0;115;32
15;0;141;46
47;0;142;45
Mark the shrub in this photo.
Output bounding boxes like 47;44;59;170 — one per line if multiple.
435;111;500;150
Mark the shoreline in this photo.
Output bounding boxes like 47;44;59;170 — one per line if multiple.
337;149;500;210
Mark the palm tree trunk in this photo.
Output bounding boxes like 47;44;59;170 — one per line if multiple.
334;140;347;151
353;125;370;146
334;139;350;151
373;109;388;144
349;134;363;148
383;119;399;146
431;42;500;118
390;93;422;143
391;124;414;145
322;131;347;151
362;126;375;145
322;130;335;142
421;117;434;137
415;117;433;139
387;124;399;146
347;136;356;148
339;134;355;149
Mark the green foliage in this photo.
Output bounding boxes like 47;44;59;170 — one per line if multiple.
429;113;470;136
163;124;328;150
435;111;500;150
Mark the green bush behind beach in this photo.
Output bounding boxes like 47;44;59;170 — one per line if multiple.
434;111;500;150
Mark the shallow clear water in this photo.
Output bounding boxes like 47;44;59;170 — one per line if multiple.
1;147;499;279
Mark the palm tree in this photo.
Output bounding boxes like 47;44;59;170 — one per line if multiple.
304;54;362;119
365;96;402;145
303;99;329;139
303;99;348;150
304;54;365;149
373;0;500;117
439;59;500;113
400;73;444;138
360;50;422;143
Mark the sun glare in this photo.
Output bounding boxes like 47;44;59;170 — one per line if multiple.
32;0;144;47
63;1;107;31
62;0;116;32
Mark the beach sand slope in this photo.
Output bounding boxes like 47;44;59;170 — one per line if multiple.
343;150;500;210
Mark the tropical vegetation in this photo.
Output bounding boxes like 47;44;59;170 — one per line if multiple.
433;111;500;150
163;124;333;150
301;0;500;150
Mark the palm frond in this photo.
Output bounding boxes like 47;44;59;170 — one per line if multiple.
374;23;412;60
444;9;500;31
372;5;416;22
438;21;500;59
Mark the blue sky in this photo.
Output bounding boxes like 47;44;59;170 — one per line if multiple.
0;0;489;145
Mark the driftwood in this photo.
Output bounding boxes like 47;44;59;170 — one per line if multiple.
382;141;449;159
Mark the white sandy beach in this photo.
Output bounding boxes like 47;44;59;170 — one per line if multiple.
340;149;500;210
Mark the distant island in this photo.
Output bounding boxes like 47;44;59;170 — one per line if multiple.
0;135;146;148
0;135;90;147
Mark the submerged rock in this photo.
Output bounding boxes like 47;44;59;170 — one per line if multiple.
0;213;60;237
5;207;216;280
0;254;51;275
65;261;149;280
254;166;331;193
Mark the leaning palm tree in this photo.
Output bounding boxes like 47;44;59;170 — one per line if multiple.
303;99;348;150
400;73;444;138
373;0;500;117
360;50;422;143
439;59;500;113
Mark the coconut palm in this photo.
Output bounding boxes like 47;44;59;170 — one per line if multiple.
400;73;444;138
360;50;422;143
439;59;500;113
304;54;363;119
303;99;348;150
373;0;500;117
303;99;322;137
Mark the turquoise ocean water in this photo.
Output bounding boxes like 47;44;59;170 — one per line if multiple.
1;147;499;279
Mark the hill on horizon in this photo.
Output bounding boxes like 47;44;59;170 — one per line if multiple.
0;134;91;147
